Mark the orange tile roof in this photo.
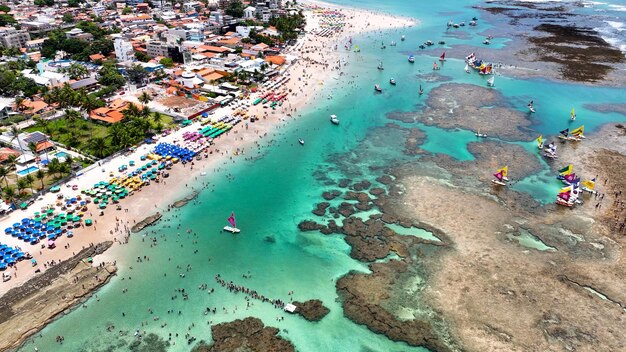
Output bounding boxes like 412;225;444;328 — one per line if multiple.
265;55;286;65
90;108;124;123
199;45;229;53
0;147;21;162
22;100;48;113
203;72;223;82
89;53;105;61
35;141;54;152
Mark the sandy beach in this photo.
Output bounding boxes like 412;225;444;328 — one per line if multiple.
0;3;416;349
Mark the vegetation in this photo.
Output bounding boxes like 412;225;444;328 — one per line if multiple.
269;12;305;41
0;66;41;97
159;57;174;68
0;13;16;26
135;51;151;63
97;61;127;88
62;13;74;23
62;63;89;80
225;0;244;18
40;23;116;61
34;0;54;7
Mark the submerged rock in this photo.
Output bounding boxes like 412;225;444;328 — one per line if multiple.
293;300;330;321
297;220;324;232
322;190;342;200
352;180;372;191
338;179;352;188
192;317;295;352
131;212;162;233
313;202;331;216
338;202;356;217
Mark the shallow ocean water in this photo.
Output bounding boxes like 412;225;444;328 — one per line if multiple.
19;0;626;351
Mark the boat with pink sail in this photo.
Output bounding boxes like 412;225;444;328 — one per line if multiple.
224;212;240;233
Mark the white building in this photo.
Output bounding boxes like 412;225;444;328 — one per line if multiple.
114;38;134;63
244;6;256;19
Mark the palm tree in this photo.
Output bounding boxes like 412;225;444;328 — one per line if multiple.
25;174;34;194
64;109;80;123
152;112;163;124
35;169;45;190
9;125;24;154
89;137;108;158
140;106;152;119
28;142;38;157
123;103;141;119
6;155;18;170
16;177;28;196
3;186;16;206
15;97;26;112
47;158;61;178
58;163;70;176
64;154;73;168
138;91;153;106
80;94;102;118
0;166;9;188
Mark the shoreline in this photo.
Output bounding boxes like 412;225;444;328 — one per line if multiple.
0;3;417;350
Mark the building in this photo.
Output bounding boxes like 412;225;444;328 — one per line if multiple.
147;41;169;58
65;28;94;41
25;38;46;51
0;97;14;120
126;0;144;7
114;38;134;63
0;28;31;49
243;6;256;19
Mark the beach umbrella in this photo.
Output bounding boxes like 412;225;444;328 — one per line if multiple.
85;219;92;226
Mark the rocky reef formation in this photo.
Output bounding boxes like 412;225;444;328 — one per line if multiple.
171;191;198;208
0;242;116;351
388;83;534;141
131;212;162;233
191;317;295;352
292;299;330;321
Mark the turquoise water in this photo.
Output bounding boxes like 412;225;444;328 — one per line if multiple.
54;151;69;159
18;0;626;351
386;224;441;242
17;166;38;176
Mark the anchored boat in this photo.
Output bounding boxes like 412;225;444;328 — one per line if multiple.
374;84;382;92
224;212;240;233
330;114;339;125
491;166;509;186
390;78;396;85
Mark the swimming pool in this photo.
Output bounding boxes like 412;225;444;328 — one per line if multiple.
54;151;69;159
16;166;38;176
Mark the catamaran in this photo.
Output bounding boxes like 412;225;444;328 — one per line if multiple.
401;35;406;41
439;52;446;61
390;41;397;46
390;78;396;85
486;76;495;87
353;45;360;52
464;64;470;73
330;114;339;125
536;135;544;149
570;108;576;121
298;138;305;145
419;85;424;95
475;129;487;138
528;101;535;113
581;178;596;194
374;84;382;92
377;62;384;70
492;166;509;186
224;212;240;233
408;55;415;63
556;164;573;181
543;142;557;159
433;62;440;70
570;125;585;140
381;42;386;49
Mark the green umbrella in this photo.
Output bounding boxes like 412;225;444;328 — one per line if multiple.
20;203;27;209
85;219;92;226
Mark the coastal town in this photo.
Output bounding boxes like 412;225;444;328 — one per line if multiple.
0;0;418;349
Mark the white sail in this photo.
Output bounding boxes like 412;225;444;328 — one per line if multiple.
487;76;495;86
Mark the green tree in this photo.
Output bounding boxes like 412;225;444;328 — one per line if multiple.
0;14;16;27
65;63;89;80
134;51;151;63
47;158;61;178
98;62;126;88
89;137;108;158
159;57;174;68
0;166;9;188
25;174;34;194
3;186;16;205
122;6;132;15
0;5;11;12
27;142;38;156
35;169;46;190
127;64;148;84
9;126;24;154
16;177;28;196
34;0;54;6
138;91;152;106
62;13;74;23
225;0;244;18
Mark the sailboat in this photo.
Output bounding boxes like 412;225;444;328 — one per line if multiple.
408;55;415;63
418;85;424;95
432;62;440;70
570;108;576;121
475;129;487;138
558;128;569;141
390;41;397;46
330;114;339;125
528;101;535;113
381;41;386;49
570;125;585;140
377;62;384;70
464;64;470;73
298;138;305;145
581;178;596;194
224;212;240;233
374;84;382;92
491;166;509;186
486;76;495;87
353;45;360;53
543;142;557;159
401;35;406;41
556;164;573;180
536;135;543;149
439;52;446;62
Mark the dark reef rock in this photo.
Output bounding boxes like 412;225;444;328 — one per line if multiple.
293;300;330;321
338;202;356;218
338;179;351;188
369;187;386;196
352;180;372;191
312;202;330;216
337;262;452;352
192;317;295;352
322;190;342;200
376;175;394;185
298;220;324;232
131;213;162;233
